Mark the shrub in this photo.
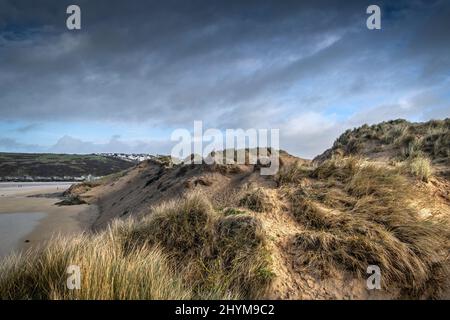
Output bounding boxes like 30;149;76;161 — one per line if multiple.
345;138;362;154
383;124;408;144
433;132;450;159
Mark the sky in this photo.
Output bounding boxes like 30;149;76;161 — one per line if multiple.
0;0;449;158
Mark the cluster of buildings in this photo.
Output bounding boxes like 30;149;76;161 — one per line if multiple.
0;174;97;182
97;153;156;163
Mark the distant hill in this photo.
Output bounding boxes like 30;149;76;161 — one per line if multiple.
0;153;134;181
314;118;450;165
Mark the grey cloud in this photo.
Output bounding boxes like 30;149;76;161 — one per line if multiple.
0;137;45;152
15;123;40;133
0;0;449;157
2;0;443;123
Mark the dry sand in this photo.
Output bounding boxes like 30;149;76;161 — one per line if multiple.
0;182;98;258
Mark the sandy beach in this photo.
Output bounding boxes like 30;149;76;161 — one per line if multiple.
0;182;98;259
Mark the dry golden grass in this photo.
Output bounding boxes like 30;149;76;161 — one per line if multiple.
123;193;217;261
406;155;433;182
239;187;276;213
0;231;189;299
284;157;450;298
123;193;273;298
275;160;310;185
400;134;422;158
2;147;448;299
0;193;273;300
316;118;450;164
310;156;361;181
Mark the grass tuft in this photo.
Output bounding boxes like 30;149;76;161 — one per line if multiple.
406;155;433;182
239;187;276;213
0;193;273;300
276;161;310;185
288;157;450;298
0;232;189;300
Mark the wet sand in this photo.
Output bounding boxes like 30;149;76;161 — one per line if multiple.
0;182;98;259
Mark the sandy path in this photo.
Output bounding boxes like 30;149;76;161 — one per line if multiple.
0;183;98;258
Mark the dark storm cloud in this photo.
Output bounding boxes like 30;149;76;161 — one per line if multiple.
0;1;357;121
0;0;449;156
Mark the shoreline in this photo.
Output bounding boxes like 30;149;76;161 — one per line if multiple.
0;182;99;259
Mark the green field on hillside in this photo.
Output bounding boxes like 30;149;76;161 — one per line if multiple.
0;153;134;179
